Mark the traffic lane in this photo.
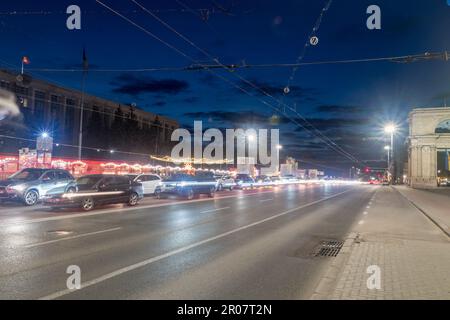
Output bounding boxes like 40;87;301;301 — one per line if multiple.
0;183;346;277
0;185;367;299
58;186;375;299
0;184;334;230
0;184;347;251
0;184;290;223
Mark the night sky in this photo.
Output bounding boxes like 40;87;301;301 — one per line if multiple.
2;0;450;173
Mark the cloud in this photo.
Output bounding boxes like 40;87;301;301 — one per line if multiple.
183;110;280;126
294;117;370;132
315;105;364;114
111;73;189;96
197;73;221;88
153;101;166;107
238;79;318;100
182;96;200;104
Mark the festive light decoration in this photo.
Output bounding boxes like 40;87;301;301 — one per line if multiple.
150;155;232;164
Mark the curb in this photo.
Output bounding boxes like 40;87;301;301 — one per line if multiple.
393;187;450;238
310;232;359;300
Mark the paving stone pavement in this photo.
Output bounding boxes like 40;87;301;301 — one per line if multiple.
327;186;450;300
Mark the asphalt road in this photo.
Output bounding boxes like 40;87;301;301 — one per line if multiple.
0;183;376;299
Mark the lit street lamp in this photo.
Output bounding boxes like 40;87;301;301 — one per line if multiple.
384;123;397;182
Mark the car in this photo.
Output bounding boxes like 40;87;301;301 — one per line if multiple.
437;177;450;187
234;174;255;189
127;174;161;195
215;174;236;191
280;175;298;183
155;173;217;200
270;176;281;185
255;175;273;186
0;168;74;206
43;174;143;211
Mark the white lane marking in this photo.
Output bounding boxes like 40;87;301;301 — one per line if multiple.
259;198;274;203
0;189;279;227
200;207;230;214
23;227;121;248
366;206;370;209
39;188;353;300
363;211;368;215
358;220;365;225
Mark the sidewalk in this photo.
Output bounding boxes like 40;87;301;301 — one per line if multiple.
394;186;450;236
318;186;450;300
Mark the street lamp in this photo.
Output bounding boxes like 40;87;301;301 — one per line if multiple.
384;123;397;183
384;145;390;169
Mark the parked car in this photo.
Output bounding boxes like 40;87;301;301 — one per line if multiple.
234;174;255;189
127;174;161;195
215;174;236;191
155;173;217;200
0;168;74;206
43;174;143;211
437;177;450;187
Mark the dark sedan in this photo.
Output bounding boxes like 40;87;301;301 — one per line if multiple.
43;174;144;211
155;173;217;200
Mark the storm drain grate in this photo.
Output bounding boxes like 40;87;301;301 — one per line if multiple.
313;240;344;257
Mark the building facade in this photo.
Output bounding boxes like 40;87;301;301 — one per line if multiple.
0;69;178;157
408;107;450;188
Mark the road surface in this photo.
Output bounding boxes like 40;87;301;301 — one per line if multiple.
0;183;375;299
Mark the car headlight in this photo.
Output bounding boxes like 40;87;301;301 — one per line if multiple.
8;184;26;192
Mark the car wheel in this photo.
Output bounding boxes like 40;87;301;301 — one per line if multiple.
217;183;223;191
155;189;162;199
128;192;139;206
66;187;76;193
208;187;216;198
24;190;39;206
81;197;94;211
185;188;194;200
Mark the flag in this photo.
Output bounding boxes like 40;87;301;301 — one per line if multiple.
82;48;88;71
22;56;30;65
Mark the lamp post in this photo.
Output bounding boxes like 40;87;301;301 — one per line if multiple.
384;124;397;183
384;145;390;169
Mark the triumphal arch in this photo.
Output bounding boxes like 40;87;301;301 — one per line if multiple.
408;107;450;188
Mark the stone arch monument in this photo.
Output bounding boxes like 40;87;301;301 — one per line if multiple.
408;107;450;188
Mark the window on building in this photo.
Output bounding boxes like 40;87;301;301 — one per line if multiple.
65;98;77;141
34;90;46;113
0;80;10;90
51;95;59;114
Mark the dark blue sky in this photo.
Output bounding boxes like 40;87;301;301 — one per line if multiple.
2;0;450;172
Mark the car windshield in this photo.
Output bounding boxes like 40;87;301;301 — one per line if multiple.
76;176;102;187
9;169;44;181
